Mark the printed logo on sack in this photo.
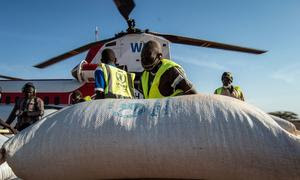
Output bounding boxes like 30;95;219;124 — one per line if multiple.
107;100;173;119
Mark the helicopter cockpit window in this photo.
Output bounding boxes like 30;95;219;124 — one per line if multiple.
5;96;11;104
54;96;60;105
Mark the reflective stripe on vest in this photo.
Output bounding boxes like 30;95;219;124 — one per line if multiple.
216;86;241;97
141;59;184;99
100;63;135;98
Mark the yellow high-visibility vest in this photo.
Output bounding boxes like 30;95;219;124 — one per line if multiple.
141;59;183;99
215;86;242;97
100;63;135;98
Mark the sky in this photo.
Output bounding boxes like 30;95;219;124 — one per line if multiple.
0;0;299;115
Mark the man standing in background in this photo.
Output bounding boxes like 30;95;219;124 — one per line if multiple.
6;82;44;131
214;72;245;101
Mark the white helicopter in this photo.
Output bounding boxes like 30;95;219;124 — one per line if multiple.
0;0;266;120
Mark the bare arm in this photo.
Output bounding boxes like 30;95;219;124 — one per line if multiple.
171;67;197;95
176;79;197;95
0;118;17;134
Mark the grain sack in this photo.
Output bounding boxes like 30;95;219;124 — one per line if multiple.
0;135;17;180
271;115;300;135
2;94;300;180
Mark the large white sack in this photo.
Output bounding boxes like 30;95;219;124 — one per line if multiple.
2;94;300;180
0;135;17;180
271;115;300;135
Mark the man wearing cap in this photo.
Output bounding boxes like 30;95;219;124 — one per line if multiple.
214;72;245;101
140;40;197;99
94;48;135;99
6;82;44;131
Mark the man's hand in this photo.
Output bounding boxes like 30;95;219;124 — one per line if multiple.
0;118;18;134
9;128;18;134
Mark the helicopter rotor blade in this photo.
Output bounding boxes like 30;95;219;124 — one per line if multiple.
149;32;267;54
0;74;23;80
33;38;115;69
113;0;135;20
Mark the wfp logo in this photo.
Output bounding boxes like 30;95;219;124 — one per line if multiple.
116;71;126;83
130;42;143;53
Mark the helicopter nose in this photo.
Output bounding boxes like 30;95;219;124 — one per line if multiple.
71;65;80;81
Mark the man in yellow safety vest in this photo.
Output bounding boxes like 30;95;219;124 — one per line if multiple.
94;49;135;99
140;40;197;99
214;72;245;101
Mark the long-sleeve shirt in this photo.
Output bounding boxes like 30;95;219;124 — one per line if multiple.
94;66;106;93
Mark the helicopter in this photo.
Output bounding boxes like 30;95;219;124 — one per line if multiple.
0;0;266;119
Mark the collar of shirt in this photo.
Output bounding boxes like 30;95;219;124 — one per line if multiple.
107;63;115;67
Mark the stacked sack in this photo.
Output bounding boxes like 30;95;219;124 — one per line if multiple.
0;135;18;180
271;115;300;135
2;94;300;180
